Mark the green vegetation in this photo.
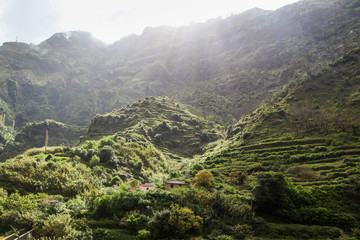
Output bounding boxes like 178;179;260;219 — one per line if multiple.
199;48;360;238
0;119;86;161
0;0;359;131
0;0;360;239
84;96;223;158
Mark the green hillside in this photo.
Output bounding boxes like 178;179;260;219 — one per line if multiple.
84;96;222;157
0;0;359;132
0;0;360;239
200;48;360;238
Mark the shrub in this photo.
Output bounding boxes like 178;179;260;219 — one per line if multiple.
98;146;115;162
66;196;87;217
287;165;316;179
192;163;204;171
168;204;203;236
38;213;74;238
136;229;151;240
109;176;122;186
126;213;148;233
84;140;98;150
252;172;311;214
90;155;100;167
98;137;115;149
227;171;247;185
148;209;172;239
192;170;215;188
231;224;254;239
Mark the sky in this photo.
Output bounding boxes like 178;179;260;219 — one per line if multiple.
0;0;300;45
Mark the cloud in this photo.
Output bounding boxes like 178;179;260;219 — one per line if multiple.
0;0;61;43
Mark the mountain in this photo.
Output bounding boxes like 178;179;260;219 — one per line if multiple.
0;0;360;239
0;0;359;132
200;47;360;238
83;96;222;158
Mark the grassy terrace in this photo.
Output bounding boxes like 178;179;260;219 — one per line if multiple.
205;137;360;187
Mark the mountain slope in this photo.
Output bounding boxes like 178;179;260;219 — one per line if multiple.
200;48;360;234
84;96;222;157
0;0;359;130
0;119;85;161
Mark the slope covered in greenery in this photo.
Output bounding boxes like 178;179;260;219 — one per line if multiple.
0;119;86;161
0;0;359;132
84;96;222;158
0;49;359;238
200;48;360;238
0;0;359;239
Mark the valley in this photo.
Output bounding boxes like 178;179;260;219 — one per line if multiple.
0;0;359;239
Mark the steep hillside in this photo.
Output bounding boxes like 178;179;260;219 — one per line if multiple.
204;47;360;187
0;119;85;161
105;0;360;123
0;53;359;239
0;0;359;130
200;48;360;237
84;96;223;157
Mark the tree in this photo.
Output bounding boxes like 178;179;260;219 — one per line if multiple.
252;172;312;214
98;146;115;162
168;204;203;236
192;170;215;188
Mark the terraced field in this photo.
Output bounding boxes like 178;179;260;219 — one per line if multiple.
205;137;360;188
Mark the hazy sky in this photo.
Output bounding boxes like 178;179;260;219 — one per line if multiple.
0;0;299;45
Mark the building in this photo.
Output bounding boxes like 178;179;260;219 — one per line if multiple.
139;182;157;191
164;180;189;191
128;183;157;192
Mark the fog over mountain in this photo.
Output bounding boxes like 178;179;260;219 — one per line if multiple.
0;0;299;44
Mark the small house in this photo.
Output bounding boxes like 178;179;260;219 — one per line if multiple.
139;183;157;191
164;180;189;191
128;183;157;192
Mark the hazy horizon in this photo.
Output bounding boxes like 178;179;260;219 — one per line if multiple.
0;0;300;45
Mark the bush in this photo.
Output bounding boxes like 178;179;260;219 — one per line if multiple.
231;224;254;239
109;176;122;186
192;170;215;188
227;171;247;185
84;140;98;150
148;209;172;239
168;204;203;236
90;155;100;167
66;196;87;217
38;213;74;238
98;146;115;162
125;213;149;233
98;137;115;149
255;222;343;239
136;229;151;240
252;172;312;214
287;165;316;179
